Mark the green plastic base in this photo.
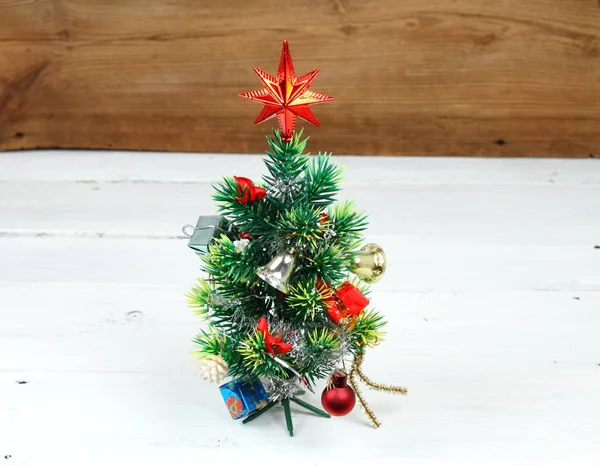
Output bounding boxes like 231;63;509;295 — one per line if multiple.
242;396;331;437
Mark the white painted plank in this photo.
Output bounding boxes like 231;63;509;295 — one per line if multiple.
0;238;598;291
1;152;599;464
1;181;599;248
1;285;599;464
0;152;599;185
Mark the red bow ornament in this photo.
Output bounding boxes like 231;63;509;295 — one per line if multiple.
257;317;292;356
234;176;267;204
239;231;258;240
319;280;370;324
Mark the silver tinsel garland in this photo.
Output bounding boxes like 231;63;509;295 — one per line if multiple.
207;251;354;400
269;176;304;202
266;376;306;401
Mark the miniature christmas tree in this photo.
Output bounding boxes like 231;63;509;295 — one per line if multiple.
186;41;405;436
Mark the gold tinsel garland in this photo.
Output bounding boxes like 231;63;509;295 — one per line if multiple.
348;349;408;429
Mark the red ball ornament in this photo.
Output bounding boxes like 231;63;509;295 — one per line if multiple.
321;370;356;416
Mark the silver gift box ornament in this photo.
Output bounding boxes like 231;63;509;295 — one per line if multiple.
184;215;229;256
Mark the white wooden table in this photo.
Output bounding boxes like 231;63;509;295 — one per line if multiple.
1;152;599;465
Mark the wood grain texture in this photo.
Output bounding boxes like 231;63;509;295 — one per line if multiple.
1;0;600;156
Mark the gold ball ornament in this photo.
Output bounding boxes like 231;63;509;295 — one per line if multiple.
352;243;387;284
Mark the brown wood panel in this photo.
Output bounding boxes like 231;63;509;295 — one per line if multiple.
1;0;599;156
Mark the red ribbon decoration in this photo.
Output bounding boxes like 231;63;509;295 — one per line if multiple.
257;317;292;356
234;176;267;204
318;279;370;324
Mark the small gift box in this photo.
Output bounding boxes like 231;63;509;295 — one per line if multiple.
336;281;369;316
219;378;269;420
185;215;231;255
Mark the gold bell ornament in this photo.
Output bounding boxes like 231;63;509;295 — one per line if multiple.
352;243;387;284
256;249;296;293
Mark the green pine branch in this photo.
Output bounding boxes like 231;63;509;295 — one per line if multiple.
347;309;387;350
275;205;323;248
201;236;258;284
328;200;369;242
234;332;289;379
304;153;344;207
303;242;351;285
212;177;276;235
286;278;328;323
186;279;214;320
192;328;225;358
188;128;388;387
297;328;339;382
262;129;309;184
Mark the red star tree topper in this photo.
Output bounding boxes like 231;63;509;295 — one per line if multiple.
239;40;334;141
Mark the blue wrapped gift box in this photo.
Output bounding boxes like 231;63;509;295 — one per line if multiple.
219;378;269;420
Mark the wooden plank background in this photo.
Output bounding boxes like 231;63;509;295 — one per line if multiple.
0;0;599;157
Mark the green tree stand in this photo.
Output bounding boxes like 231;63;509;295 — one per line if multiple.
243;397;331;437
